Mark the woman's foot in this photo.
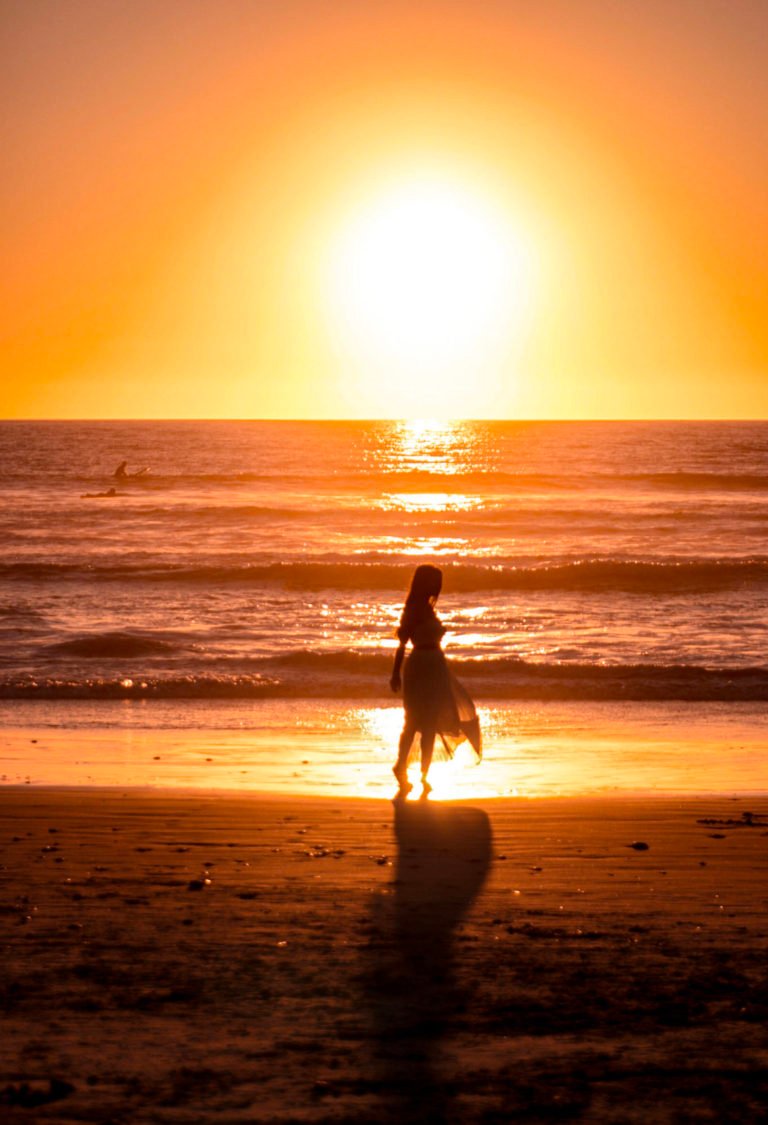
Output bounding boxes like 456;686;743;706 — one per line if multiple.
421;777;432;796
393;765;412;794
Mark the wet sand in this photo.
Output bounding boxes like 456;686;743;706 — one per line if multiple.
2;788;768;1123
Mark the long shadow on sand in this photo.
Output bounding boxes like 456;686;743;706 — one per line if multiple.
362;800;492;1123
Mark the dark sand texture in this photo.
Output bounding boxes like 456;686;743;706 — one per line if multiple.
2;789;768;1123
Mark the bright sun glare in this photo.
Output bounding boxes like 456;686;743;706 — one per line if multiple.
326;172;535;415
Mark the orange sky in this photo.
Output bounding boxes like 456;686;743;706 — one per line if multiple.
2;0;767;419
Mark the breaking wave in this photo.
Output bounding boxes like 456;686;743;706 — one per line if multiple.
4;558;768;593
3;652;767;702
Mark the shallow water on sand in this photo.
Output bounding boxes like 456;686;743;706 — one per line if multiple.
2;699;766;799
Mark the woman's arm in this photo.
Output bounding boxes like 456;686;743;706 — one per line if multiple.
390;642;405;692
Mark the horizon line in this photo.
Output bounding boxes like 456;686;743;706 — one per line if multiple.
2;417;767;424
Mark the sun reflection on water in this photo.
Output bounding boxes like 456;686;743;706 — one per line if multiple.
381;492;481;512
374;419;491;478
364;420;498;562
11;699;765;798
357;705;500;801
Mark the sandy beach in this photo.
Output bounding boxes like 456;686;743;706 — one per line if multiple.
2;788;767;1123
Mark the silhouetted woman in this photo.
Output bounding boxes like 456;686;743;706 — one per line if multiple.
390;564;481;795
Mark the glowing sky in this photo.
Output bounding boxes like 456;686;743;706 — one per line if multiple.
2;0;767;418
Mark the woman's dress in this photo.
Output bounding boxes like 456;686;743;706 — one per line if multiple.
399;609;482;766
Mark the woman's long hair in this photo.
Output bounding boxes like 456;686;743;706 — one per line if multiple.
399;564;442;635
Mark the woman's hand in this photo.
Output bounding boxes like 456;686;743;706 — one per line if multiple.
389;673;401;693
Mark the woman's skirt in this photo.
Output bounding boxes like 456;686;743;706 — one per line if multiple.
402;648;481;765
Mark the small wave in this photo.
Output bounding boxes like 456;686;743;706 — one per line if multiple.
0;675;280;700
252;650;768;702
71;471;304;487
0;603;46;620
135;504;307;521
4;558;768;593
63;468;768;492
171;472;301;484
379;469;768;492
59;469;586;492
474;658;768;702
2;656;767;701
616;472;768;491
42;630;186;659
203;468;768;491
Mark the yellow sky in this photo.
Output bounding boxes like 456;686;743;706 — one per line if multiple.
2;0;767;419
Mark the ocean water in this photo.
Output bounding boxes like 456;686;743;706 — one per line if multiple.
1;420;766;794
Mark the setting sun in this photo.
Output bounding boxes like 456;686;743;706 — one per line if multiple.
3;3;767;419
325;172;535;416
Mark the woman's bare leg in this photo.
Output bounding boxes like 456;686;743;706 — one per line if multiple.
420;727;436;790
394;722;415;785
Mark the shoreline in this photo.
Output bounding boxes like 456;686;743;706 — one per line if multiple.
4;783;768;801
3;699;768;798
3;788;767;1121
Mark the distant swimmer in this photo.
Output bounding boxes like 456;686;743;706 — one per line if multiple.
82;487;118;498
114;461;149;479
